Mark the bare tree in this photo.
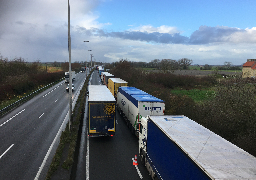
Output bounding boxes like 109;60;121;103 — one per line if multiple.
204;64;212;70
160;59;172;73
178;58;193;70
150;59;160;69
224;61;232;69
169;60;179;71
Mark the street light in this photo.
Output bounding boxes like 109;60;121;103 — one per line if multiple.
88;50;93;68
68;0;72;131
84;41;89;73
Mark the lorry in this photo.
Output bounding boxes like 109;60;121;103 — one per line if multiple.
101;72;114;86
88;85;116;137
139;115;256;180
98;66;104;76
117;86;165;136
80;67;86;73
65;71;76;83
108;78;128;98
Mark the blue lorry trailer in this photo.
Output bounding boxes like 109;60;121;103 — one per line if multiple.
139;115;256;180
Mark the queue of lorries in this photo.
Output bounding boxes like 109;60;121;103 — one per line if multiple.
88;66;256;180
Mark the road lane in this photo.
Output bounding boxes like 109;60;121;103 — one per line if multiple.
87;70;151;180
0;72;87;180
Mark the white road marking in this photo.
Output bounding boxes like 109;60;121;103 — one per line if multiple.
39;113;44;119
43;83;63;97
34;110;70;180
0;109;25;127
132;158;143;179
86;131;89;180
0;144;14;159
135;165;143;179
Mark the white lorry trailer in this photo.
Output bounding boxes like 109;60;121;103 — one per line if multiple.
88;85;116;137
65;71;76;83
139;115;256;180
117;86;165;136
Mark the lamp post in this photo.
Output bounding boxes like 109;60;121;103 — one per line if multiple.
68;0;72;131
83;41;89;74
88;50;92;68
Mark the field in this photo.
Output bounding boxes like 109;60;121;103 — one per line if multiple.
151;69;242;77
47;67;63;73
171;88;216;103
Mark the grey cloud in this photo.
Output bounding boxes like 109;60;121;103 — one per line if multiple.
81;28;189;44
16;21;25;25
189;26;243;44
78;26;245;45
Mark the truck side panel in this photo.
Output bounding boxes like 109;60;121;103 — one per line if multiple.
114;82;127;97
117;92;131;120
147;119;210;180
108;79;115;97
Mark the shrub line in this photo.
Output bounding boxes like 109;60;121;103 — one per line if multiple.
0;78;65;117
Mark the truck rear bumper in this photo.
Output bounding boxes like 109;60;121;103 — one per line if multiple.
88;132;115;137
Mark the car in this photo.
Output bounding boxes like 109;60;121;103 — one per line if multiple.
66;84;75;92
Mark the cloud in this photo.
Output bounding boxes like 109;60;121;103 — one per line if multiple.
0;0;107;61
228;27;256;43
189;26;242;44
80;25;256;45
0;0;255;65
131;25;181;34
80;27;189;44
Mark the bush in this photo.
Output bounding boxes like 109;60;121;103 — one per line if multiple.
194;82;256;156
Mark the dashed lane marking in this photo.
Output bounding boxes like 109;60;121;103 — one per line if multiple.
0;144;14;159
0;109;25;127
39;113;44;119
43;83;63;97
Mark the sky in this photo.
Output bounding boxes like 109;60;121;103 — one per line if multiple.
0;0;256;65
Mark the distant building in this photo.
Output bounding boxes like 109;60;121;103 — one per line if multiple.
242;59;256;78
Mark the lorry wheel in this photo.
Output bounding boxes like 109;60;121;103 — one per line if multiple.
153;175;159;180
140;155;145;166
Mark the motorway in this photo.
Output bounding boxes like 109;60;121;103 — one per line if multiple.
0;71;87;180
87;70;151;180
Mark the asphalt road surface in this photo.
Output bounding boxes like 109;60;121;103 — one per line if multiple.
0;71;87;180
88;70;151;180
